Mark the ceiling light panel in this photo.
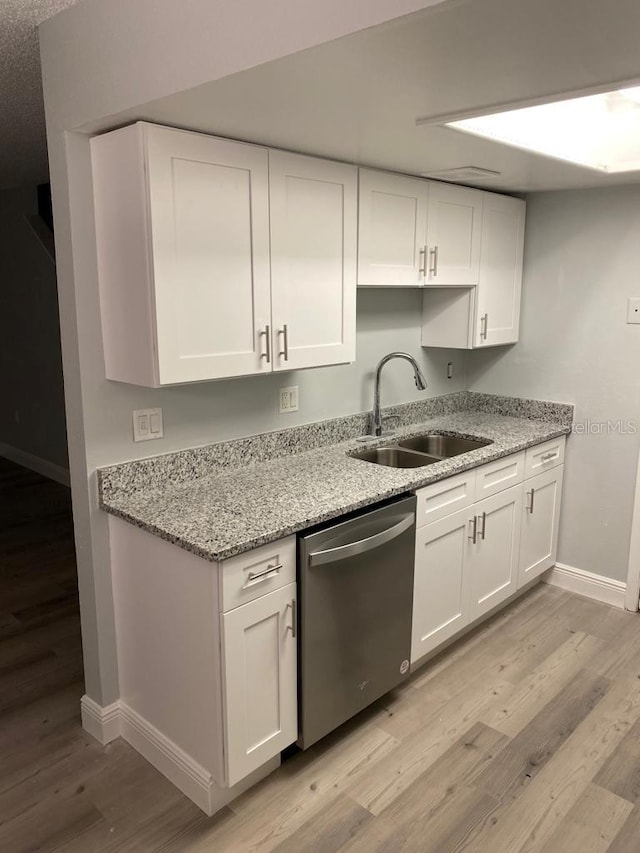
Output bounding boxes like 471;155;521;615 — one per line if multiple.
445;88;640;174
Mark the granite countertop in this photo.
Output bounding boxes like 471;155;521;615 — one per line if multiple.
98;403;571;563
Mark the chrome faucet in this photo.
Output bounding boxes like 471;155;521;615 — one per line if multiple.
372;352;428;437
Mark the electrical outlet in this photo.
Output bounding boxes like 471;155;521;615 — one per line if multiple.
628;298;640;324
133;407;164;442
279;386;299;414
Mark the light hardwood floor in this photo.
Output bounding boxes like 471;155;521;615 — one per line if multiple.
3;456;640;852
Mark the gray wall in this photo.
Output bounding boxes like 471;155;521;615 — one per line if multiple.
90;288;466;468
39;0;458;708
468;186;640;583
0;186;68;470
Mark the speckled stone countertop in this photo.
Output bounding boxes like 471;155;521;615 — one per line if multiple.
98;395;572;563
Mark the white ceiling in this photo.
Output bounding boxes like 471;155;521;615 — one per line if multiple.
83;0;640;194
10;0;640;193
0;0;82;189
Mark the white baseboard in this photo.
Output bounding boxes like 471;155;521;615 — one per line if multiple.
80;695;121;745
544;562;627;609
119;702;216;814
0;441;70;486
80;696;279;815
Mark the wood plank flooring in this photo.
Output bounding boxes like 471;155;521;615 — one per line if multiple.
3;456;640;851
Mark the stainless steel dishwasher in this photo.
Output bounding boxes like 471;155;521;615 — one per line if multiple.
297;495;416;749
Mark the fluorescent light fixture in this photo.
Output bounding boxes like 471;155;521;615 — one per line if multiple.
446;87;640;173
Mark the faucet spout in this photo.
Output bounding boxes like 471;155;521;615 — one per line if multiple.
372;352;428;437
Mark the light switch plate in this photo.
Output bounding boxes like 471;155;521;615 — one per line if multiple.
133;407;163;442
627;298;640;324
279;386;299;413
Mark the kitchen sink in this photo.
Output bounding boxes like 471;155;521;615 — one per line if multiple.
350;432;492;468
350;447;440;469
396;434;491;458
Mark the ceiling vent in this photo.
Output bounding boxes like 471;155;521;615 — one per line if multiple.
422;166;501;182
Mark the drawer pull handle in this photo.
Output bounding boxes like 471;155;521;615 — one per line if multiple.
245;563;283;586
541;451;557;462
259;325;271;363
526;488;535;514
287;599;297;638
419;245;427;279
278;325;289;361
468;516;478;545
429;245;439;277
479;511;487;540
480;313;488;341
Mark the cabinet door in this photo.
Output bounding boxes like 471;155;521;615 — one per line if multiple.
146;125;272;384
412;507;474;663
519;466;564;586
425;183;482;285
222;582;297;786
357;169;429;287
469;484;522;620
473;193;525;347
269;151;357;370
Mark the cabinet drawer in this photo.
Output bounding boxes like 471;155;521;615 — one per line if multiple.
415;470;476;527
475;451;525;500
525;436;566;478
220;536;296;612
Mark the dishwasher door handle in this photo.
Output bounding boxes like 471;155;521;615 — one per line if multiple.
308;513;414;567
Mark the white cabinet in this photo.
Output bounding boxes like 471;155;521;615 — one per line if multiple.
269;151;356;369
412;481;522;663
415;469;476;527
412;507;472;661
357;169;481;288
92;123;272;386
518;466;564;586
473;192;526;347
474;451;525;501
425;182;482;286
421;192;526;349
524;436;565;478
222;582;298;786
108;520;298;813
412;442;564;666
357;169;428;287
91;123;357;386
468;484;523;620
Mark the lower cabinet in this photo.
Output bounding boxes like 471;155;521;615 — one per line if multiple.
221;581;298;787
412;445;565;666
518;465;564;586
469;484;522;621
412;506;472;661
412;484;522;662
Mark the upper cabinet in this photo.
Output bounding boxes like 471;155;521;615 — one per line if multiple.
421;192;526;350
425;182;482;286
357;169;428;287
357;169;482;287
91;123;356;386
269;152;356;371
473;193;525;347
